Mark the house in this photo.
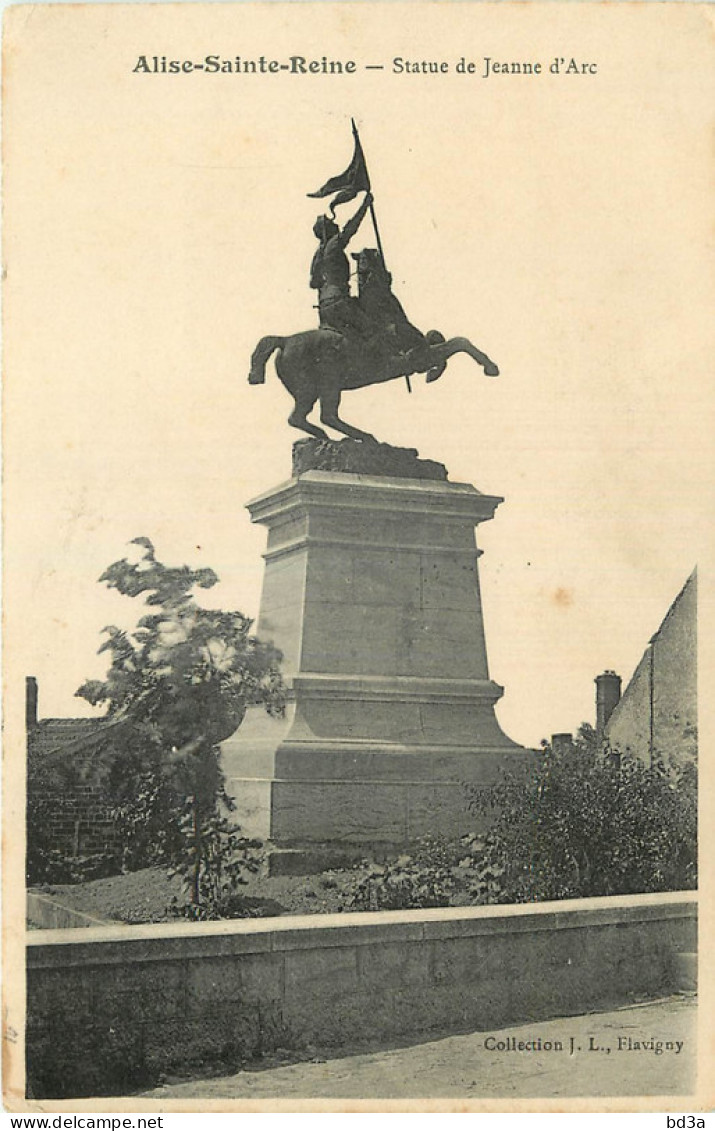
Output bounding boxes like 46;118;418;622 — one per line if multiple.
26;677;117;861
596;570;697;767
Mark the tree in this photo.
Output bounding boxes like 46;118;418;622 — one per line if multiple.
469;724;697;903
76;537;285;912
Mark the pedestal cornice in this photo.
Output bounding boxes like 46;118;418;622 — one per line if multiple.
247;471;503;528
292;672;505;705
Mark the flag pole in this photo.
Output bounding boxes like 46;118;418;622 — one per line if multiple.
369;199;386;266
352;118;386;268
351;119;412;394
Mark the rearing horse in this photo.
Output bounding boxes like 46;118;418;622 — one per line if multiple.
248;250;499;442
248;329;498;442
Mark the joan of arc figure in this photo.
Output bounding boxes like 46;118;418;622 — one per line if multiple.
310;192;373;338
248;122;499;440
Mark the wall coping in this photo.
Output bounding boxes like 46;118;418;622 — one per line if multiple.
27;890;697;968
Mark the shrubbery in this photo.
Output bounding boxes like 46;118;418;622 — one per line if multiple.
468;725;697;903
167;810;263;921
344;834;503;911
346;726;696;913
30;610;696;922
346;836;459;911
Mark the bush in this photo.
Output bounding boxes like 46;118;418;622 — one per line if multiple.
346;836;463;911
168;808;263;920
27;844;120;886
345;729;697;913
468;725;697;903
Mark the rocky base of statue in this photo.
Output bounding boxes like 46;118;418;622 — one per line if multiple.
292;437;448;481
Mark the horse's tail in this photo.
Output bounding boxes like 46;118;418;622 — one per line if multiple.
248;336;284;385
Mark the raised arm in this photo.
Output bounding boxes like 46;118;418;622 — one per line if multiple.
337;192;372;248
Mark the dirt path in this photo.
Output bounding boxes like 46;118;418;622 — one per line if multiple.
144;995;696;1100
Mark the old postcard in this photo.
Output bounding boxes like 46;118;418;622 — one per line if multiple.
3;0;714;1112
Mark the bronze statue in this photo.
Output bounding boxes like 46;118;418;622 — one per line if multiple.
350;248;447;381
248;327;498;443
248;125;499;442
310;195;373;338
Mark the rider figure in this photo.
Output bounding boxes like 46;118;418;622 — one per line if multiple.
310;193;373;338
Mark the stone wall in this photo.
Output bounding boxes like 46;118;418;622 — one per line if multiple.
27;891;112;930
26;891;696;1099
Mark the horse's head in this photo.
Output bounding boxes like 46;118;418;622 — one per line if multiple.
351;248;392;295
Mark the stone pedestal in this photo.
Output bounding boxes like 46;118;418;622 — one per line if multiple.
222;447;524;854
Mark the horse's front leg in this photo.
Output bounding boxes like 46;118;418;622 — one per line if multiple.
319;388;377;443
482;357;499;377
425;362;447;384
448;336;499;377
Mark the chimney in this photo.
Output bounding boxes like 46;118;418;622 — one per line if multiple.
26;676;39;730
595;670;621;735
551;732;573;756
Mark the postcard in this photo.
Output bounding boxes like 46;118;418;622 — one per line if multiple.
3;1;713;1112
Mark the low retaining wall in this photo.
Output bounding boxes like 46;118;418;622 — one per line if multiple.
26;891;696;1099
27;891;113;931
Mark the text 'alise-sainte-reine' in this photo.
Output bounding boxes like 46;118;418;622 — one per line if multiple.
131;55;599;77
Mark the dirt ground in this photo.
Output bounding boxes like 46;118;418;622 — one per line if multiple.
142;995;697;1101
30;864;394;922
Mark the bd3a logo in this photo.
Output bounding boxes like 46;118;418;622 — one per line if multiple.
667;1118;706;1128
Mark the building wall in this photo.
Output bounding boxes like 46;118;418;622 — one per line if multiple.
27;719;119;862
605;572;697;766
605;651;651;758
27;891;696;1099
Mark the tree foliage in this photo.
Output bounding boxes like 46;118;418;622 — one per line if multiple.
77;537;284;759
470;724;697;903
75;538;285;910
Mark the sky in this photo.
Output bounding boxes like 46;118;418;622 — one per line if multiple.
4;2;714;749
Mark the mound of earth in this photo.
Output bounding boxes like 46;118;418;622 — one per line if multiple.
31;864;371;924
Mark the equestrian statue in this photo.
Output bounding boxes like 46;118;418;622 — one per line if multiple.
248;121;499;443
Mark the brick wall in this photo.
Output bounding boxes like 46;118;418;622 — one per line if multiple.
27;719;119;860
31;785;119;856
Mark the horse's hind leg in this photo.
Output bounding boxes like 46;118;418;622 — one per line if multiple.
319;388;376;443
288;391;329;440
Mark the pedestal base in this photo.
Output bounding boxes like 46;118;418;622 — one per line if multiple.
223;690;524;848
222;451;525;854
